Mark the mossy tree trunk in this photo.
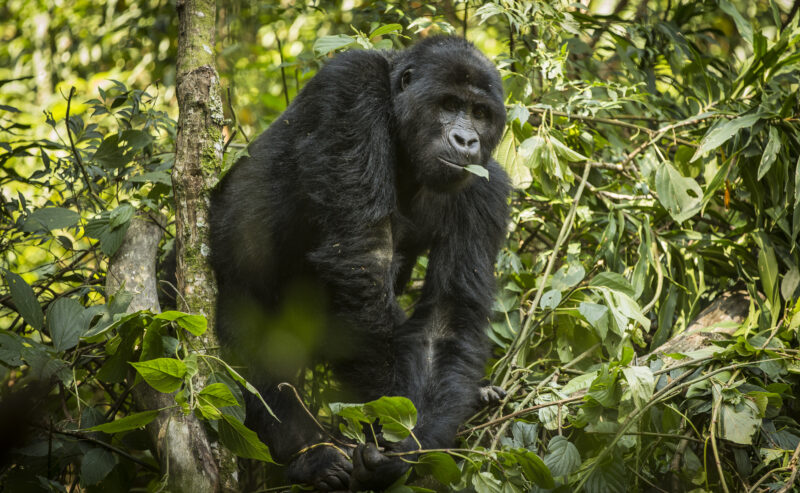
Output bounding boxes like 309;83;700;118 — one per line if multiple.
107;216;220;493
172;0;238;490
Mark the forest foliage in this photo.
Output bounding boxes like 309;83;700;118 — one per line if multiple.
1;0;800;492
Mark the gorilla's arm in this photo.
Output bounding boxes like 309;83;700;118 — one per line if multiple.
351;162;510;491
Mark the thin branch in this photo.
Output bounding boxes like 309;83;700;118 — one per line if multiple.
49;428;159;472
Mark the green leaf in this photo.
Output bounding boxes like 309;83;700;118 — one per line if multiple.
92;134;126;168
495;129;531;189
464;164;490;180
540;290;562;310
543;436;581;477
2;270;43;330
757;126;781;180
552;263;585;291
120;129;153;150
589;272;635;297
85;205;135;256
47;297;87;351
369;23;402;38
22;207;80;232
718;0;753;45
720;400;761;444
691;113;762;161
198;383;239;408
579;302;608;327
415;452;460;485
621;366;655;409
655;160;702;224
85;410;159;433
781;266;800;301
508;103;529;126
330;402;369;443
108;203;135;229
505;420;538;451
363;396;417;442
472;471;503;493
218;414;274;462
514;449;555;488
549;135;587;162
131;358;186;393
756;236;779;304
81;448;116;485
313;35;355;56
156;311;207;336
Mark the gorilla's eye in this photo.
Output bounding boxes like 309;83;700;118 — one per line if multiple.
473;105;489;120
401;70;413;90
442;96;461;113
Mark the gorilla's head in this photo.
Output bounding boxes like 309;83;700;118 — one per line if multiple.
392;37;505;191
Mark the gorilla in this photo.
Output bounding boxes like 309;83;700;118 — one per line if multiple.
209;36;510;491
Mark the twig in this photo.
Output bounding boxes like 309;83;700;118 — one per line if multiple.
500;161;593;380
64;87;102;209
776;441;800;493
461;395;584;436
49;428;159;472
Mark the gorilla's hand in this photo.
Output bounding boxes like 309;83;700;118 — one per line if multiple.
286;444;353;491
479;385;507;406
350;439;415;492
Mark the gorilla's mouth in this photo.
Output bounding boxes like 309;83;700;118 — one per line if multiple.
438;157;467;171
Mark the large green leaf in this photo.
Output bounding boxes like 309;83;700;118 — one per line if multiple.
218;414;274;462
131;358;186;393
691;113;762;161
363;396;417;442
80;448;116;485
2;269;43;330
47;297;87;351
22;207;80;232
621;366;655;409
156;310;207;336
85;410;159;433
720;400;761;444
543;436;581;477
313;35;355;55
495;129;532;189
655;160;703;224
757;126;781;180
415;452;460;485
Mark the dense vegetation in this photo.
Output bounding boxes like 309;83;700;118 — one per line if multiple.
1;0;799;492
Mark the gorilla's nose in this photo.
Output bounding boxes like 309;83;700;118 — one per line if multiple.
449;128;480;159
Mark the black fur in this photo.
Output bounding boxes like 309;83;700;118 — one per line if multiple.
209;36;510;491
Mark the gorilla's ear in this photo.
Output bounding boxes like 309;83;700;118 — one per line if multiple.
400;69;413;91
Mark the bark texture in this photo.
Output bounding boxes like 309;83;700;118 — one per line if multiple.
173;0;238;490
107;216;219;493
649;290;750;358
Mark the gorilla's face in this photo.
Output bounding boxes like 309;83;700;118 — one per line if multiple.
392;43;505;191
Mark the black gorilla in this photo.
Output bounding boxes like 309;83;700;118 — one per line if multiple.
209;36;510;491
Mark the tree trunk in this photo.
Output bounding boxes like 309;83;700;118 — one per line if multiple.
107;216;220;493
173;0;238;490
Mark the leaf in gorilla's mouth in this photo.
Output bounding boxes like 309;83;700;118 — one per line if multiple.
438;158;489;180
438;157;465;170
